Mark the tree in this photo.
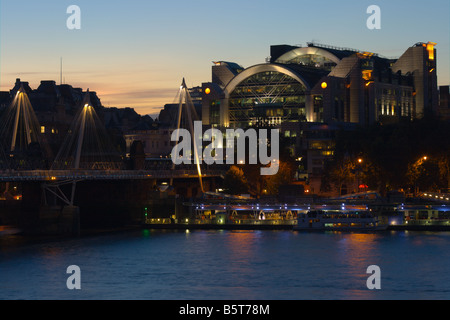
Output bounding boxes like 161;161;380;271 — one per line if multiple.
223;165;249;195
265;159;297;195
322;156;356;195
325;116;450;196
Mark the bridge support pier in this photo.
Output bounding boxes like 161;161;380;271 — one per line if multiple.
11;181;80;236
61;205;80;236
37;205;80;236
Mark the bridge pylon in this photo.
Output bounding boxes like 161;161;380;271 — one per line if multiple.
51;89;123;171
46;90;124;207
170;78;204;193
0;84;51;170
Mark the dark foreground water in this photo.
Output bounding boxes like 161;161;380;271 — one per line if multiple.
1;228;450;300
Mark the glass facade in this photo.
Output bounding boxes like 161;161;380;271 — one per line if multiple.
283;54;337;71
228;71;307;128
209;100;221;126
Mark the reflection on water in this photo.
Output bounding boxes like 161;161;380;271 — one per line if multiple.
1;229;450;300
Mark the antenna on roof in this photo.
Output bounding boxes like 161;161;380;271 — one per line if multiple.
60;57;63;85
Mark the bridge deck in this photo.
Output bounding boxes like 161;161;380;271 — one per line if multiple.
0;170;224;181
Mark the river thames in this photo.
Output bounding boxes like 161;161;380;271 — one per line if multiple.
1;228;450;300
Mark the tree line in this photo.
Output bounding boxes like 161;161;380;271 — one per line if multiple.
321;116;450;196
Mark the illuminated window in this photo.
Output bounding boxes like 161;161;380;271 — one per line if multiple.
41;126;45;134
362;70;372;81
321;151;334;156
426;42;436;61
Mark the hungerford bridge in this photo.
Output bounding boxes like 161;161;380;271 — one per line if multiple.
0;80;222;207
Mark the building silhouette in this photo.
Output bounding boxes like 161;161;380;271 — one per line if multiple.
0;78;152;165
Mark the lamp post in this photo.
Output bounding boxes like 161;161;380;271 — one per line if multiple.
413;156;428;196
356;158;363;193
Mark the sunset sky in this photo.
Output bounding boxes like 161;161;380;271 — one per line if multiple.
1;0;449;116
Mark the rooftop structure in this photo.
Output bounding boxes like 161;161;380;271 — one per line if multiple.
202;42;439;129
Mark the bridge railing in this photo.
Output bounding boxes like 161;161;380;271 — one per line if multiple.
0;169;226;181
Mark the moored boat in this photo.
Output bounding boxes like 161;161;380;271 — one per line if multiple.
293;205;387;231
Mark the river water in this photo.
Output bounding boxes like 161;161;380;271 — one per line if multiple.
1;228;450;300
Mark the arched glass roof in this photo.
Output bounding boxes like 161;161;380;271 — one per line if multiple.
224;64;311;128
224;64;311;98
274;47;341;71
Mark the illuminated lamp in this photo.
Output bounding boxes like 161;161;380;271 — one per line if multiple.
321;82;328;89
205;88;211;95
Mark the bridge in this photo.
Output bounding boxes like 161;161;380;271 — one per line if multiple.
0;81;222;209
0;169;223;182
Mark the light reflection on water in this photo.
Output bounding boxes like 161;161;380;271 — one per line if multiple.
1;229;450;300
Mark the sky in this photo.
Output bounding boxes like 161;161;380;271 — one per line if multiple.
0;0;449;116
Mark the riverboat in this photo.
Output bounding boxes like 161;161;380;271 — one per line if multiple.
293;206;387;231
